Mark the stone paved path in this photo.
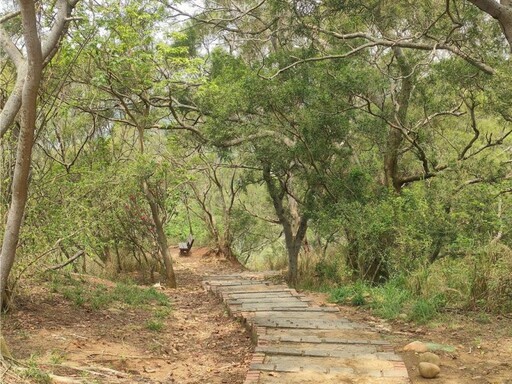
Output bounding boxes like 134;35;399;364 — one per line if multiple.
203;272;411;384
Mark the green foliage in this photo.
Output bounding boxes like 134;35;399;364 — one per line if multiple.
350;281;368;306
370;279;411;320
328;281;369;307
329;286;353;304
4;0;512;322
112;284;170;306
409;297;444;324
154;306;172;319
314;258;341;282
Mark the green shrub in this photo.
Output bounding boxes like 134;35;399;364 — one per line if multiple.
329;286;352;304
409;295;445;324
112;284;170;306
329;281;368;306
371;279;410;319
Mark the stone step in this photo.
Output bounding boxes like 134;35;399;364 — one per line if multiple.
248;311;344;320
227;297;311;305
262;327;381;341
259;334;389;345
235;302;310;310
258;371;409;384
210;284;277;293
251;317;365;329
203;273;410;384
225;292;296;299
253;355;409;376
207;280;268;287
257;343;378;355
246;307;338;313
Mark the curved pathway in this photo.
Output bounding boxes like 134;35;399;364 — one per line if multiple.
203;272;411;384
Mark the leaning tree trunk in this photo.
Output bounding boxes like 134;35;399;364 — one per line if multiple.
0;0;42;309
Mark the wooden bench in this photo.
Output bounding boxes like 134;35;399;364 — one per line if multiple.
179;234;194;256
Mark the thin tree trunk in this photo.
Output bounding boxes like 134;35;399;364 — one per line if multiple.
0;0;42;309
143;181;177;288
262;165;308;286
383;46;413;193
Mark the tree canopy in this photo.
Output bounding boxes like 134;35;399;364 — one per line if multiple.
2;0;512;313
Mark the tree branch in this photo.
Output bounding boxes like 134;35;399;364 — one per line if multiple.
46;250;85;271
269;26;496;77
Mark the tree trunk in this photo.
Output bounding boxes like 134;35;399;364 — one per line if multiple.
143;181;176;288
383;46;413;194
344;228;360;278
0;0;43;309
384;128;403;193
283;232;304;287
262;165;309;286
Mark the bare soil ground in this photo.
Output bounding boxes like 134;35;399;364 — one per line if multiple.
1;247;253;384
306;291;512;384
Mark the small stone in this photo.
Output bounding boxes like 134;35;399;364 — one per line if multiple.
419;362;440;378
419;352;441;366
403;341;429;352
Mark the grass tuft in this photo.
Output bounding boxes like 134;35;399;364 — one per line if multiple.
49;273;170;310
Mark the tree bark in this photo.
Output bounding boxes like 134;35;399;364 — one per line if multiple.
262;165;308;286
0;0;79;309
143;181;177;288
0;0;42;309
383;46;413;193
467;0;512;51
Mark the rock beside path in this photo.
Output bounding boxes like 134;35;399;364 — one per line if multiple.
420;352;441;366
403;340;428;352
419;361;441;378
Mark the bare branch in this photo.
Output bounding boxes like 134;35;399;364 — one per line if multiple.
459;97;480;160
0;10;20;24
42;0;80;61
0;26;23;66
467;0;512;51
271;26;496;76
46;250;85;271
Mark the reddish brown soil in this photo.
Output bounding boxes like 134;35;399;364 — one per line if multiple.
1;247;253;383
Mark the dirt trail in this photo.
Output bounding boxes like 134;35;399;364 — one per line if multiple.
1;247;253;383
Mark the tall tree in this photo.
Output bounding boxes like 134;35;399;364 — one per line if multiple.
0;0;79;308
